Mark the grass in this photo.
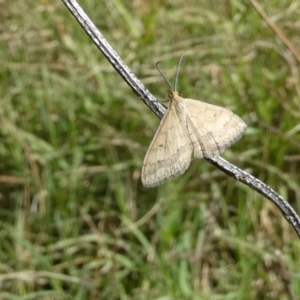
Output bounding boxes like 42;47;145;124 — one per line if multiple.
0;0;300;299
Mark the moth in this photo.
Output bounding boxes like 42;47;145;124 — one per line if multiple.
141;55;247;188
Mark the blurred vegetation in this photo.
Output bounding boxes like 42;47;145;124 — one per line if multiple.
0;0;300;299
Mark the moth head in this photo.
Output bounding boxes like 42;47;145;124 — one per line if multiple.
168;90;175;100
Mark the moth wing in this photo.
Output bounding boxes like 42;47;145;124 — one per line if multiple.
182;98;246;158
142;106;193;188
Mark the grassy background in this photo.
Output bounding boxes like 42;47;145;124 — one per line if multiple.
0;0;300;299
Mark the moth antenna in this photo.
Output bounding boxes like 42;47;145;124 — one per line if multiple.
174;51;187;91
156;62;173;92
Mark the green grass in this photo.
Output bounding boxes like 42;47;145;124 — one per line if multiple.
0;0;300;299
